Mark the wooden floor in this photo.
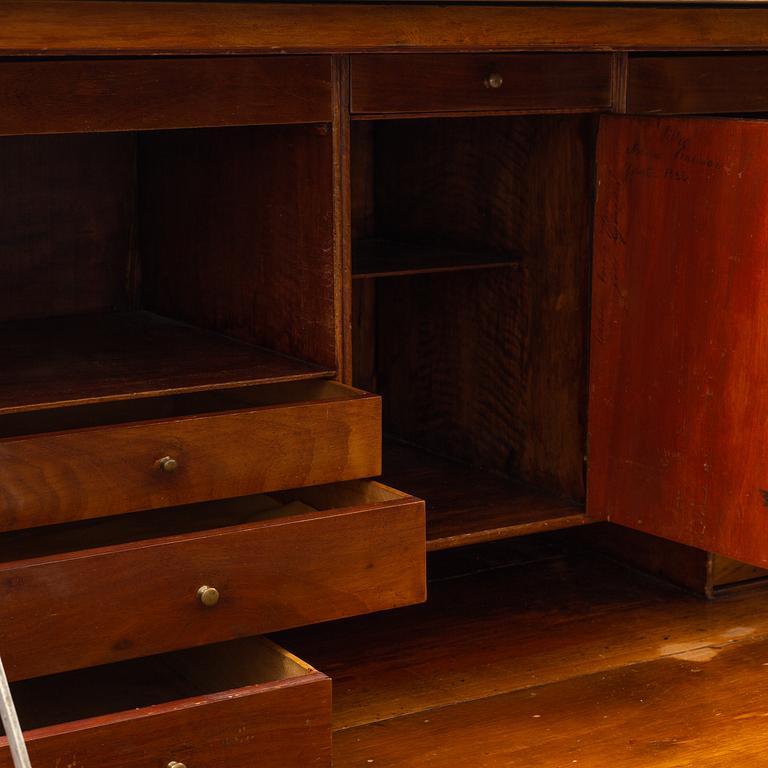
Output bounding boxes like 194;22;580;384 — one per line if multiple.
277;533;768;767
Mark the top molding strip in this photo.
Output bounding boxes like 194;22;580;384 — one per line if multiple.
3;2;768;56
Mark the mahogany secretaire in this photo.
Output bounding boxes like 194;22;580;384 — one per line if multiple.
3;2;768;765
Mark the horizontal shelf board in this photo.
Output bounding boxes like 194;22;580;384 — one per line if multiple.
352;239;520;279
380;440;589;551
0;310;333;416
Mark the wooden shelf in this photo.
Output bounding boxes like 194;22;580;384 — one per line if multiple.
0;310;334;416
380;440;589;551
352;239;519;279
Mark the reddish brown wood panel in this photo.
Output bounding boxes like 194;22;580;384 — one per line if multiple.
590;115;768;567
0;389;381;531
629;55;768;114
0;56;332;135
0;133;135;322
351;54;613;115
2;4;768;54
0;493;424;681
0;665;331;768
140;124;339;371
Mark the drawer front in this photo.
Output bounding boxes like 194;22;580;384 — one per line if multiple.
350;54;613;115
0;482;425;680
0;390;381;531
628;55;768;114
0;640;331;768
0;56;333;135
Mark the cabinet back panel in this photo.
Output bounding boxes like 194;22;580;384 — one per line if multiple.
0;133;135;321
354;116;594;499
140;124;338;371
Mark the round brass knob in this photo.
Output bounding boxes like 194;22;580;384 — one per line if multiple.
168;762;186;768
158;456;178;473
197;585;220;607
484;72;504;90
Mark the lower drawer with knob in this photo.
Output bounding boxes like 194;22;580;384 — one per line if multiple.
0;637;331;768
0;480;426;681
350;53;613;116
0;379;381;532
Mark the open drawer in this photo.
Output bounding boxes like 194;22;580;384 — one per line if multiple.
0;380;381;532
0;479;426;681
0;637;331;768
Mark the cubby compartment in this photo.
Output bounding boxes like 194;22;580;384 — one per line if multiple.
351;115;596;550
0;122;338;417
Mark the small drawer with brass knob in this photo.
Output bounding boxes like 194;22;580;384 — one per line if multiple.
0;637;331;767
350;53;613;115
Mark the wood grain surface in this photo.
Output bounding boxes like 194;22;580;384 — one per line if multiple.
0;639;331;768
280;538;768;732
351;54;613;115
381;441;589;551
0;483;424;681
0;312;332;416
629;54;768;114
2;4;768;55
590;115;768;567
333;636;768;768
141;124;339;371
367;116;593;500
0;56;332;135
0;133;135;322
0;383;380;531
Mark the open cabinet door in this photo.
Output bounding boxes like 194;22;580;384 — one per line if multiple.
589;115;768;567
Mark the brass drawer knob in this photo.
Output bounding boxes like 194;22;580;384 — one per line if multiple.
197;585;220;607
168;762;187;768
484;72;504;90
158;456;178;473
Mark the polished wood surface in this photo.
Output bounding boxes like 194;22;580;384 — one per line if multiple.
381;441;589;551
0;381;381;531
0;56;332;136
0;481;424;681
0;311;331;416
334;638;768;767
590;115;768;567
0;638;331;768
351;54;613;115
3;4;768;54
280;536;768;732
629;54;768;114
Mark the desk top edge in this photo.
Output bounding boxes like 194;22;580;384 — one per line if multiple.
3;2;768;56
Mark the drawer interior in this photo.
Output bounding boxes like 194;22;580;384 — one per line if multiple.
0;379;368;439
0;637;316;734
351;114;594;549
0;480;409;563
0;124;337;419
